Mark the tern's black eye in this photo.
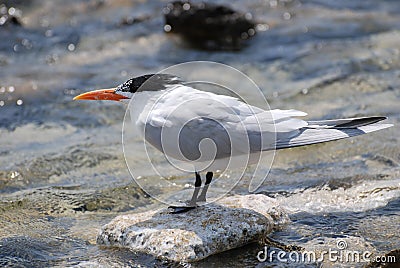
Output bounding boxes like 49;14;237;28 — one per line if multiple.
117;74;183;93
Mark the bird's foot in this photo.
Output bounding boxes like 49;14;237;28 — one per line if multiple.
168;200;198;214
168;204;197;214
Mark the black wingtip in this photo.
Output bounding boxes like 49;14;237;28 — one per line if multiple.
334;116;387;129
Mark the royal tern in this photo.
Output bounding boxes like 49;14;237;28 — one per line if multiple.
74;74;392;213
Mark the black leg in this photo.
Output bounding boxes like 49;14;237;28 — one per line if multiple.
188;172;202;206
168;172;202;214
197;171;213;202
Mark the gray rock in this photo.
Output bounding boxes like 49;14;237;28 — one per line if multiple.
97;194;289;262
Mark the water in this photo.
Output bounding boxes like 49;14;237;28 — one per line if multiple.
1;0;399;266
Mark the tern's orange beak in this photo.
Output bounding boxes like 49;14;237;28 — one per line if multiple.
73;88;129;101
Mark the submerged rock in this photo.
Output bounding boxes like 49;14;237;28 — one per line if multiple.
97;194;289;262
366;249;400;267
163;1;256;51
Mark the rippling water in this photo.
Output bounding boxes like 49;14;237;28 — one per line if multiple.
1;0;399;267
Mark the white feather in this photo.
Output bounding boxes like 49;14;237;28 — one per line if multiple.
129;84;392;170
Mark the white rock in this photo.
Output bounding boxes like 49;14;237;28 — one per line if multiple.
97;194;289;262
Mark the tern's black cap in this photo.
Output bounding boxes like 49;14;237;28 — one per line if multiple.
117;74;183;93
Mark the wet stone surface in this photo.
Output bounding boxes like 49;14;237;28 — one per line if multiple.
97;194;289;262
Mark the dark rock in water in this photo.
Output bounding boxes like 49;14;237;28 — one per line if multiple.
366;249;400;268
163;1;256;51
97;194;289;262
0;4;23;27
